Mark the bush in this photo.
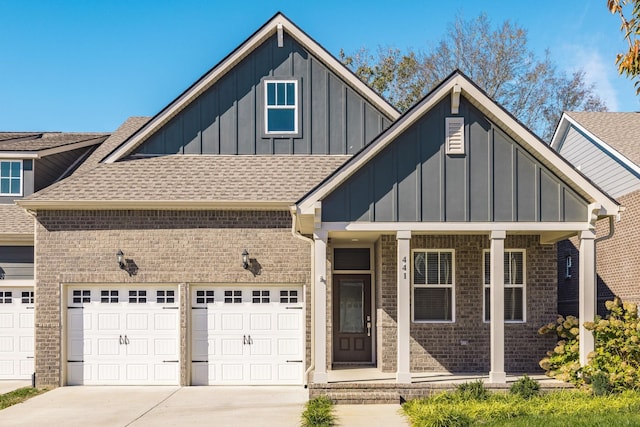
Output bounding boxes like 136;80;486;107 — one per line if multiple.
301;396;335;427
539;297;640;393
510;375;540;399
455;379;489;401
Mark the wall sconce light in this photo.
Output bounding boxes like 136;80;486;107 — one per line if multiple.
117;249;126;270
242;249;249;270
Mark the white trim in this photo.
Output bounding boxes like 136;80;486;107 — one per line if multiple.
264;80;299;135
411;249;456;323
0;138;105;159
103;13;398;164
319;221;594;233
297;73;620;217
551;113;640;179
0;159;23;196
482;249;527;324
0;279;35;287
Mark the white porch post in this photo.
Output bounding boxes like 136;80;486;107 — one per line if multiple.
489;230;506;383
579;229;596;366
313;230;328;383
396;230;411;383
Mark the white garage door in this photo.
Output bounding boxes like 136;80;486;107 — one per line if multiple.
0;288;34;380
66;286;180;385
191;286;304;385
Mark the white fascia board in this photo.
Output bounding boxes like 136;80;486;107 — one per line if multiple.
0;152;39;159
16;199;292;211
0;138;104;160
549;113;571;150
0;279;35;287
103;13;398;164
321;221;593;233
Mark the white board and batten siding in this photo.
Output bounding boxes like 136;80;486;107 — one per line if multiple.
558;126;640;199
191;285;304;386
0;288;34;380
66;285;180;385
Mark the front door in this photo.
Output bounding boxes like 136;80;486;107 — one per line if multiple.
332;275;372;363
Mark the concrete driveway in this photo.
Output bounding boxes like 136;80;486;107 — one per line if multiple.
0;386;308;427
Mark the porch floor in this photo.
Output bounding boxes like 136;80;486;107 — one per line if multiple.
309;368;571;404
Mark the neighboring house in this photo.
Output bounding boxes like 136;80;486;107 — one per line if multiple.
551;112;640;316
17;13;619;391
0;131;108;379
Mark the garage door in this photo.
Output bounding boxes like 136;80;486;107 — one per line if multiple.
66;286;180;385
191;286;304;385
0;288;34;380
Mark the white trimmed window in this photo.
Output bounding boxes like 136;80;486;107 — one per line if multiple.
412;250;455;322
0;160;22;196
265;80;298;134
483;250;526;322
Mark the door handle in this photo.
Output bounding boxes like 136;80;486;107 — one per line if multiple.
247;335;252;345
124;335;130;345
366;315;372;337
243;335;247;345
119;335;124;345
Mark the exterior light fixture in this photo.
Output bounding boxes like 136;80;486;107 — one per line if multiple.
117;250;125;270
242;249;249;270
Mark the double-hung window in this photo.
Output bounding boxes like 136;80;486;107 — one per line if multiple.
0;160;22;196
264;80;298;134
484;250;525;322
412;250;454;322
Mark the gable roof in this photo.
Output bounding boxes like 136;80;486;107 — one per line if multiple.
0;132;108;158
297;70;620;217
552;112;640;168
18;155;350;210
102;12;399;164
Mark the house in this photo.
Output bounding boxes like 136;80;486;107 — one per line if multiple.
0;131;108;380
551;112;640;316
16;13;620;392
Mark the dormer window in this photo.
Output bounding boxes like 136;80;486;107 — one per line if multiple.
0;160;22;196
265;80;298;134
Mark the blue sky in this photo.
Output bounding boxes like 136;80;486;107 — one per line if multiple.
1;0;638;132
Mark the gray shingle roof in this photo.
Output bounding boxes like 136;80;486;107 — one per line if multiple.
25;155;350;204
0;204;33;234
0;132;108;152
73;117;151;175
566;112;640;166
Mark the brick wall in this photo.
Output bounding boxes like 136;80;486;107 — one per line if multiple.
558;189;640;317
34;209;311;388
376;234;557;373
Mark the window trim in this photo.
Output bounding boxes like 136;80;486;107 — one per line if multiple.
0;159;23;196
482;249;527;323
263;79;299;136
411;249;456;323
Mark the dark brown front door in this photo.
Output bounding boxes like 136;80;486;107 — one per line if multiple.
332;275;372;363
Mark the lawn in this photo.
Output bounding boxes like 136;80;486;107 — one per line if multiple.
0;387;47;410
402;388;640;427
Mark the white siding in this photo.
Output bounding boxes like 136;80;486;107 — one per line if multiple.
558;126;640;198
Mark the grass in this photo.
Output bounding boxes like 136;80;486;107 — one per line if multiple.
0;387;47;410
402;388;640;427
300;396;335;427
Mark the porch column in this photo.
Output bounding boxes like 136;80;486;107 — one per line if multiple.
313;230;328;383
489;230;506;383
396;230;411;383
579;230;596;366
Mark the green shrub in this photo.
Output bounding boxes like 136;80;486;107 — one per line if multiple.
455;379;489;401
301;396;335;427
510;375;540;399
538;314;582;385
589;371;611;396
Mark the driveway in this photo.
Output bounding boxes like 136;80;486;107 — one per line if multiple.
0;386;308;426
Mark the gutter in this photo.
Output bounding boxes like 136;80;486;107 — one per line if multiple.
289;206;314;387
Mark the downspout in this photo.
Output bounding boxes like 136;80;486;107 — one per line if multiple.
289;206;314;387
594;216;615;244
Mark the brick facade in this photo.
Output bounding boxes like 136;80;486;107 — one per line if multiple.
33;209;311;388
373;234;557;374
558;189;640;317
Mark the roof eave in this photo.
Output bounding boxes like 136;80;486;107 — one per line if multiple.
16;199;293;211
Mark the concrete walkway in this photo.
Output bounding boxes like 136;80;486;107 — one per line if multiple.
334;404;410;426
0;381;30;395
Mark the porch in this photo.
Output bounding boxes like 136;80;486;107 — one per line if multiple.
308;367;571;404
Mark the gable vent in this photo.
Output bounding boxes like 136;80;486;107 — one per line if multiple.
445;117;465;155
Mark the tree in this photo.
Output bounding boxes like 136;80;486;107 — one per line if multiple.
341;14;607;141
607;0;640;94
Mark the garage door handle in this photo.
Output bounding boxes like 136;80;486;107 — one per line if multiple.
119;335;124;345
243;335;247;345
286;360;303;363
124;335;130;345
285;307;303;310
163;360;179;363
